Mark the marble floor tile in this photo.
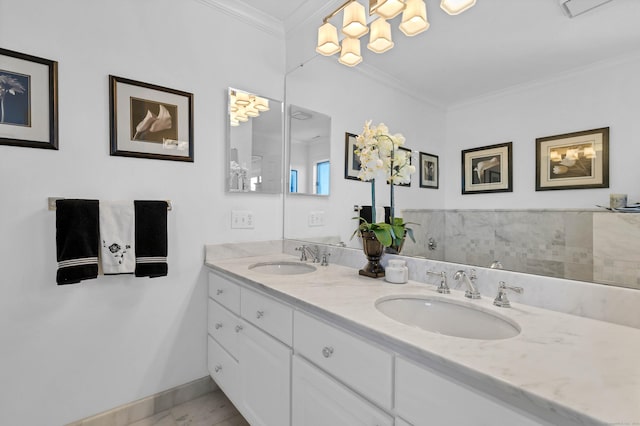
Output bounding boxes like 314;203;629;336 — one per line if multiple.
132;390;247;426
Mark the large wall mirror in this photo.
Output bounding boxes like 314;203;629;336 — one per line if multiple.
283;55;640;291
227;87;283;193
288;105;331;196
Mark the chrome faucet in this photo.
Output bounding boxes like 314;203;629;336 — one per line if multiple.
426;270;450;294
489;260;503;269
454;269;481;299
493;281;524;308
295;245;320;263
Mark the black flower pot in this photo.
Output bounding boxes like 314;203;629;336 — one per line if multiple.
359;230;385;278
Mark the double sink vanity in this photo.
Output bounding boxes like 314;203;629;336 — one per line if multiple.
205;244;640;426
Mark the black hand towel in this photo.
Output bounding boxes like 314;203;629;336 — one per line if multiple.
56;199;100;285
134;200;168;278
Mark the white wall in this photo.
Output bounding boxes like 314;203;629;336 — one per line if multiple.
0;1;284;425
285;57;447;245
444;53;640;209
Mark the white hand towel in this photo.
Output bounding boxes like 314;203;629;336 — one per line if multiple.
99;201;135;274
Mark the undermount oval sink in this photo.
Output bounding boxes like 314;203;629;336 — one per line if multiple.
375;296;520;340
248;261;317;275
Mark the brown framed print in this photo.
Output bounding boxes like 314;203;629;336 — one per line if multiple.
419;151;439;189
109;75;194;162
0;48;58;149
536;127;609;191
344;132;361;180
461;142;512;194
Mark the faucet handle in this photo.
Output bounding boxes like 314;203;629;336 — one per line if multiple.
469;268;477;281
426;270;450;294
295;245;308;261
321;252;331;266
493;281;524;308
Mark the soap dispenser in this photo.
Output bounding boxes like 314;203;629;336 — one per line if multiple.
385;259;408;284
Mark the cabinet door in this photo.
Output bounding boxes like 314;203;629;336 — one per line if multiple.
292;356;393;426
239;320;291;426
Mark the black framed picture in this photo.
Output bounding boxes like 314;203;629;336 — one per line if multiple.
344;132;361;180
536;127;609;191
109;75;194;162
390;146;412;187
461;142;513;194
0;48;58;149
419;152;439;189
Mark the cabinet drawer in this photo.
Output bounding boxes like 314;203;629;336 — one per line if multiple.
208;298;242;359
208;336;240;404
293;311;393;411
241;287;293;346
292;356;393;426
395;357;544;426
208;272;241;314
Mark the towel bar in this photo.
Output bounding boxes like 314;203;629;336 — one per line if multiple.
48;197;172;211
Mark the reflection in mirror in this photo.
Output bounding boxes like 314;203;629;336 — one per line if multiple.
227;87;283;193
289;105;331;196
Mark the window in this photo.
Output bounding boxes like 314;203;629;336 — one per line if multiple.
290;169;298;193
315;161;330;195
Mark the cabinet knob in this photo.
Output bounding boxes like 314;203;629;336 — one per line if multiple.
256;310;265;319
235;325;243;333
216;289;224;295
214;365;222;373
214;322;223;330
322;346;334;358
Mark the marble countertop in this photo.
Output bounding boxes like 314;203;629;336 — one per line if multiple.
206;253;640;426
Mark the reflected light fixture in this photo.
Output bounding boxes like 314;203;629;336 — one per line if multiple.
440;0;476;15
229;89;268;126
317;0;475;67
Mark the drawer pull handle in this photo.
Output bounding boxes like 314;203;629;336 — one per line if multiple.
256;310;265;319
322;346;334;358
214;323;223;330
235;325;243;333
214;365;222;373
216;289;224;295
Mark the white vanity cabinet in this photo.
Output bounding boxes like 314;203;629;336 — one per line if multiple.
395;357;545;426
207;272;292;426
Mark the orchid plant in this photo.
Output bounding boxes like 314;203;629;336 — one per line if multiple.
351;121;417;249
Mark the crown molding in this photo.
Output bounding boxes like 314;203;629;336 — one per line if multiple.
195;0;285;39
284;0;344;35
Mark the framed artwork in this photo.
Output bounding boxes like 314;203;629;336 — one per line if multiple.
461;142;512;194
0;48;58;149
109;75;194;162
344;132;361;180
419;152;439;189
391;146;412;187
536;127;609;191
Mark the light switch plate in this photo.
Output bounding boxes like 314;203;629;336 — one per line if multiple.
308;211;325;227
231;210;254;229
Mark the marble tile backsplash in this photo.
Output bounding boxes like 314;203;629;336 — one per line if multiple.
402;209;639;290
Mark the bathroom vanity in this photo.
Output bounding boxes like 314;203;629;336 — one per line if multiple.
205;252;640;426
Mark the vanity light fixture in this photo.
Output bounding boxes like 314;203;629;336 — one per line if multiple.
229;89;268;126
316;0;475;67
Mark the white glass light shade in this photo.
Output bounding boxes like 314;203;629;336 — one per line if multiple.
235;91;250;106
372;0;406;19
230;117;239;127
367;18;394;53
342;1;369;38
399;0;429;36
440;0;476;15
235;107;248;122
316;22;341;56
253;96;270;112
550;151;562;162
583;146;596;159
339;37;363;67
245;103;259;118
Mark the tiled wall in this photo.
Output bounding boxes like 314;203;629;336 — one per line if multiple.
402;209;639;290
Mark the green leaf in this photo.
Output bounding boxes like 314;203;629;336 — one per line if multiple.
373;228;392;247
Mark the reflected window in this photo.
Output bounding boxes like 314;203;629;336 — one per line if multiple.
316;161;330;195
290;169;298;193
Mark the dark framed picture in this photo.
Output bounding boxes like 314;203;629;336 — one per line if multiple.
109;75;194;162
461;142;512;194
390;146;412;187
419;152;439;189
0;48;58;149
536;127;609;191
344;132;361;180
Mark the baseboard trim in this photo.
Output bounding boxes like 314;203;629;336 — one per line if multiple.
66;376;217;426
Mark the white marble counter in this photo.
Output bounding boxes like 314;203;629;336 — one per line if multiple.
205;252;640;426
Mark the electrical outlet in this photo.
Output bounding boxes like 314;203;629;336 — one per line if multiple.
231;210;254;229
308;211;325;227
